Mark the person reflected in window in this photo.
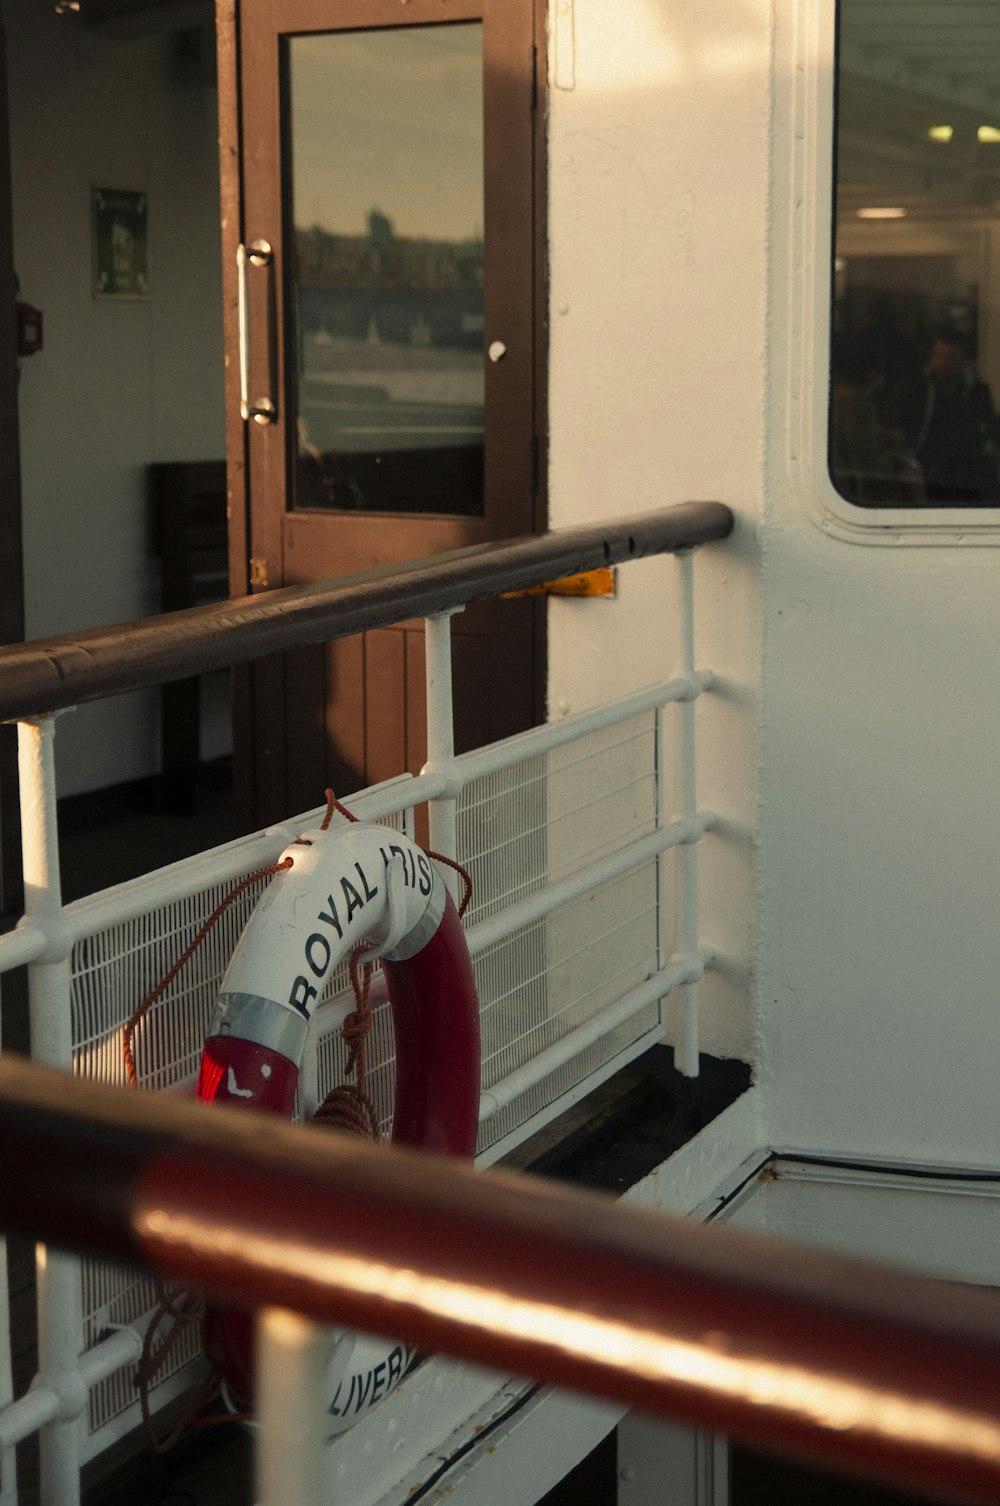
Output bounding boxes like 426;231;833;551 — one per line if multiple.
830;336;923;505
892;332;1000;505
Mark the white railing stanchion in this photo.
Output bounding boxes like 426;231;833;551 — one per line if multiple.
674;550;702;1079
256;1309;337;1506
423;610;461;891
17;716;85;1506
655;627;671;1055
17;716;72;1066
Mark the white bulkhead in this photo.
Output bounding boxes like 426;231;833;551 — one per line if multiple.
547;0;1000;1170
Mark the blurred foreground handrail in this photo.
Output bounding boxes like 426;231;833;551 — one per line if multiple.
0;502;733;720
1;1054;999;1506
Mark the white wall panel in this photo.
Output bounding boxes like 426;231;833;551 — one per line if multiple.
761;0;1000;1167
545;0;768;1064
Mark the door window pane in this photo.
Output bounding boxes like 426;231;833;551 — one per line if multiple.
286;24;485;515
832;1;1000;507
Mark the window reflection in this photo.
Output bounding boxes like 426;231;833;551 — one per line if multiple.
832;1;1000;506
286;25;485;516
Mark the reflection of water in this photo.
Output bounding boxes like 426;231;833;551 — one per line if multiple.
298;284;483;352
304;332;482;407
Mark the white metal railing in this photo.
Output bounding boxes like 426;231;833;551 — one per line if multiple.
0;542;720;1506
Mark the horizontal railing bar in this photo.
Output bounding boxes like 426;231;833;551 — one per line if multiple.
0;919;47;970
0;1379;59;1450
464;815;709;956
1;1055;1000;1506
54;773;424;945
0;504;733;721
478;954;705;1121
6;678;705;973
450;671;711;786
55;678;707;949
0;671;710;977
0;1328;142;1450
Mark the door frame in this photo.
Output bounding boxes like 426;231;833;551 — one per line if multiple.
0;0;24;918
216;0;548;827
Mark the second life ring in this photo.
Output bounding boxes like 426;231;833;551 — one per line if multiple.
194;817;480;1432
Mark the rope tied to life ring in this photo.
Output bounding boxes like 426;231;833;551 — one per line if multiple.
311;945;381;1140
121;790;474;1448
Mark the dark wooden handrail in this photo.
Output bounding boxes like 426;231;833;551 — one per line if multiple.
1;1054;999;1506
0;503;733;721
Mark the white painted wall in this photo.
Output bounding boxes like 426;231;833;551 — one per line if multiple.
545;0;1000;1172
544;0;767;1064
544;0;1000;1176
756;528;1000;1164
758;1;1000;1167
8;0;225;797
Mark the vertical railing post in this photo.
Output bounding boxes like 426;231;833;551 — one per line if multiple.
674;551;701;1079
655;638;671;1046
17;716;85;1506
423;611;461;892
255;1309;338;1506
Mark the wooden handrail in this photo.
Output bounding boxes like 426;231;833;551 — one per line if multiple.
1;1054;998;1506
0;503;733;721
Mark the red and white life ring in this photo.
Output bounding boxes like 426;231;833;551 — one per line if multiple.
195;819;480;1431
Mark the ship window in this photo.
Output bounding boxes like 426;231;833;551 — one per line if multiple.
831;1;1000;509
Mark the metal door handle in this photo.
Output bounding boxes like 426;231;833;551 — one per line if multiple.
237;239;277;426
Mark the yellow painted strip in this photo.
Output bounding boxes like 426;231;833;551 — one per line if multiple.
502;567;617;600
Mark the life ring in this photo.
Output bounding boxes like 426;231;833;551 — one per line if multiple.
195;819;480;1431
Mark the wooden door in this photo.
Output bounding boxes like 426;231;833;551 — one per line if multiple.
223;0;545;825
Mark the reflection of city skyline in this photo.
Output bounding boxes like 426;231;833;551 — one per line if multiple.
296;209;483;294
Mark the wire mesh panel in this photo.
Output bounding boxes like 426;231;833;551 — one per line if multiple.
66;709;670;1438
544;712;659;883
71;873;271;1441
485;1004;663;1157
459;712;664;1157
475;861;661;1155
460;753;548;926
70;811;408;1443
72;878;272;1091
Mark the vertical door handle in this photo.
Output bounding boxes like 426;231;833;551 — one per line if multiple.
237;240;278;426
